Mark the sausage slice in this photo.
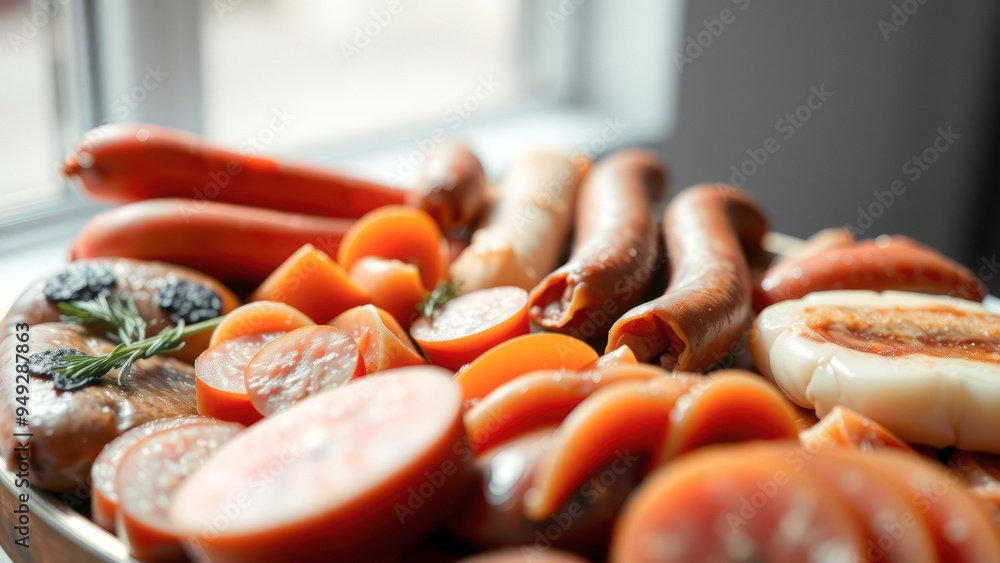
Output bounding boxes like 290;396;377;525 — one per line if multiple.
168;367;472;562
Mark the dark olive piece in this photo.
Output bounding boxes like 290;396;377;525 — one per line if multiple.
27;348;93;391
43;264;116;303
158;279;223;325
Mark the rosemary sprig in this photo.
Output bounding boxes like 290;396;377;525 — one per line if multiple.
58;294;148;344
417;280;462;317
53;316;224;386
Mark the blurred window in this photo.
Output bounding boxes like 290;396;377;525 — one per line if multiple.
0;0;680;220
202;0;526;154
0;0;64;211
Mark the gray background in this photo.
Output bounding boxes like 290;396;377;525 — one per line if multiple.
650;1;1000;293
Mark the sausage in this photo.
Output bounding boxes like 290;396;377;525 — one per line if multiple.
770;227;855;265
1;258;241;364
62;123;404;217
62;123;388;214
0;323;198;493
449;152;589;293
528;150;664;337
195;332;285;425
410;286;531;372
448;426;639;558
406;142;489;234
243;325;365;415
71;198;352;284
799;405;912;452
524;378;689;521
947;450;1000;519
64;124;487;232
799;449;936;563
755;235;988;312
463;364;671;454
855;449;1000;561
167;368;472;562
659;370;800;463
606;183;768;371
610;443;869;562
116;421;244;562
458;548;591;563
91;416;215;532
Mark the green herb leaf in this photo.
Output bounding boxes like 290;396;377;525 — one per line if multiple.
52;316;223;387
417;280;462;317
58;294;147;344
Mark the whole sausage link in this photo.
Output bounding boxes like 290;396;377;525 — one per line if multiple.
62;123;406;218
64;124;487;233
607;183;768;371
754;235;988;312
449;152;589;293
528;149;665;336
71;198;353;284
406;142;489;234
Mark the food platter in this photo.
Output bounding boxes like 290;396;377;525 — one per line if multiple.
0;463;133;563
2;122;1000;562
0;296;997;562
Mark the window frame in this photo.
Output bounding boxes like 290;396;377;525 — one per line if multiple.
0;0;683;237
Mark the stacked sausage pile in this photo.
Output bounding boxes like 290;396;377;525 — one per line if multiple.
2;123;999;562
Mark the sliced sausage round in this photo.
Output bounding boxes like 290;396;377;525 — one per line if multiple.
168;367;472;563
243;325;365;416
116;422;244;562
